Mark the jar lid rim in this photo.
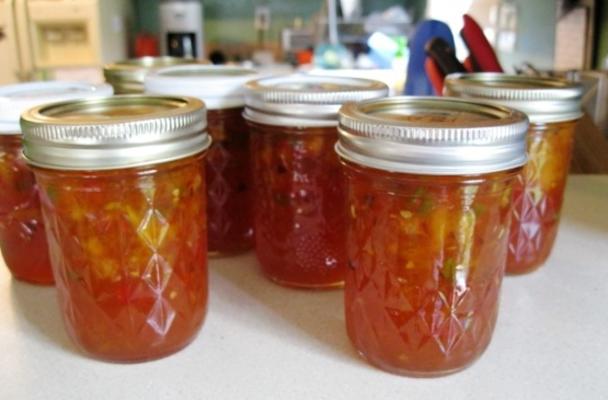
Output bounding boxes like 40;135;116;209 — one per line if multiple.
21;95;210;170
444;73;583;123
336;96;529;175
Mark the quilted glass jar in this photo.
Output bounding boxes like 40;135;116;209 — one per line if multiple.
21;95;211;362
336;97;528;376
445;73;583;274
145;65;258;255
244;75;388;288
0;81;112;285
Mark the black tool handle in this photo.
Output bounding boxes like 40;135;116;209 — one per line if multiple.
425;37;467;75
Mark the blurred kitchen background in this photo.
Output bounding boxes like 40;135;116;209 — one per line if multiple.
1;0;608;135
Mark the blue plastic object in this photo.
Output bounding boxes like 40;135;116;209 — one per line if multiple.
405;20;455;95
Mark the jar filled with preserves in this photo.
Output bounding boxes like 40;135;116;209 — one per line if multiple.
445;74;583;274
145;65;258;255
103;56;198;94
21;95;211;362
0;81;112;285
337;97;528;376
244;75;388;288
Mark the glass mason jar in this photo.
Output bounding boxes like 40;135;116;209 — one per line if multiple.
21;95;212;362
103;56;198;94
145;65;258;255
445;74;583;274
336;97;528;376
0;81;112;285
244;75;388;288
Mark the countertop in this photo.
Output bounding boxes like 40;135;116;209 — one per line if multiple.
0;175;607;400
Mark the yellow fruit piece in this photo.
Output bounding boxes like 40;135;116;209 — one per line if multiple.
85;237;104;256
399;210;413;219
70;207;87;222
95;259;119;280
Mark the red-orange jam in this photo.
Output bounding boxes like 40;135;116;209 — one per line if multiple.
336;97;528;376
22;95;210;361
144;65;258;255
0;135;52;284
344;162;516;375
0;81;113;284
249;123;346;288
244;74;389;288
444;73;583;274
34;155;208;361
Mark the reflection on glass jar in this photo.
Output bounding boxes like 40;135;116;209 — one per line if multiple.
244;74;388;288
336;97;528;376
21;95;211;362
445;73;583;274
0;81;112;285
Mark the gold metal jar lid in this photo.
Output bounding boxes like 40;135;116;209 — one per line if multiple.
103;57;199;94
244;74;389;127
337;96;529;175
444;73;583;124
21;95;210;171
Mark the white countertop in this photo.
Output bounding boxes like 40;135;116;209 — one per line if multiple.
1;175;607;400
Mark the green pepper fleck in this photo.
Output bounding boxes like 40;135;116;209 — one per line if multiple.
472;203;486;216
273;193;289;206
441;258;457;280
46;186;58;203
413;187;426;198
418;197;434;214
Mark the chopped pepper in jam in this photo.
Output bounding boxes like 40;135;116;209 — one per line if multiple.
33;154;208;361
343;161;516;375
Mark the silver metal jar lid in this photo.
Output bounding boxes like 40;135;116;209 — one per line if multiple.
145;64;259;110
0;81;113;134
21;95;211;171
104;57;199;94
244;74;389;127
444;73;583;124
336;96;529;175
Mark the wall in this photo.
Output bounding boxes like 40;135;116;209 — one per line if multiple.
466;0;557;71
501;0;556;70
135;0;319;46
134;0;424;48
134;0;556;70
